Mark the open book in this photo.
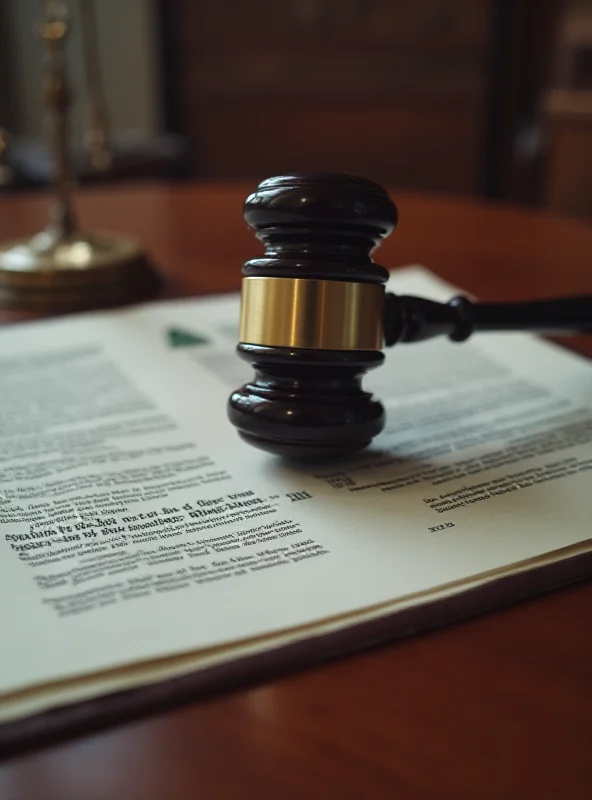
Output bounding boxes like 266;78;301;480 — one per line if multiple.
1;267;591;753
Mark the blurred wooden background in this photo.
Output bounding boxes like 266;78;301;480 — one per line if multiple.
1;0;592;218
159;0;563;204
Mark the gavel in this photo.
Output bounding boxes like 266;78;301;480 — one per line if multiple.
228;173;592;459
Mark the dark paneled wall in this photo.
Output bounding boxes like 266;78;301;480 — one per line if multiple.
162;0;494;194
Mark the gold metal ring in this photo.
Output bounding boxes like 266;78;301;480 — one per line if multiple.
239;276;384;351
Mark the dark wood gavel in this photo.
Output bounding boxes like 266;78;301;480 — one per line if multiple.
227;173;592;459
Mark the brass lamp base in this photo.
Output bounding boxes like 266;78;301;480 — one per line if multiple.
0;227;160;310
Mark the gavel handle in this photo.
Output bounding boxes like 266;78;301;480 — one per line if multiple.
383;293;592;346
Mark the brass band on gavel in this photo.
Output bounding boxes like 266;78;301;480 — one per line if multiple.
239;277;384;351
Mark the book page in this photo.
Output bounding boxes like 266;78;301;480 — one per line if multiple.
1;267;591;722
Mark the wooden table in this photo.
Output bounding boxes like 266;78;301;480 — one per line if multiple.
1;182;591;799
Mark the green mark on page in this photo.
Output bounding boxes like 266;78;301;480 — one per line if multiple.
167;327;210;348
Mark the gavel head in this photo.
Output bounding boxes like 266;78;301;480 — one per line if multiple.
227;172;398;459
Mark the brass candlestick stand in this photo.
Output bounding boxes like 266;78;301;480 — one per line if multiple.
0;0;160;310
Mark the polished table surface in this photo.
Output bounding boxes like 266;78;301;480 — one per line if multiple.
0;182;591;799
